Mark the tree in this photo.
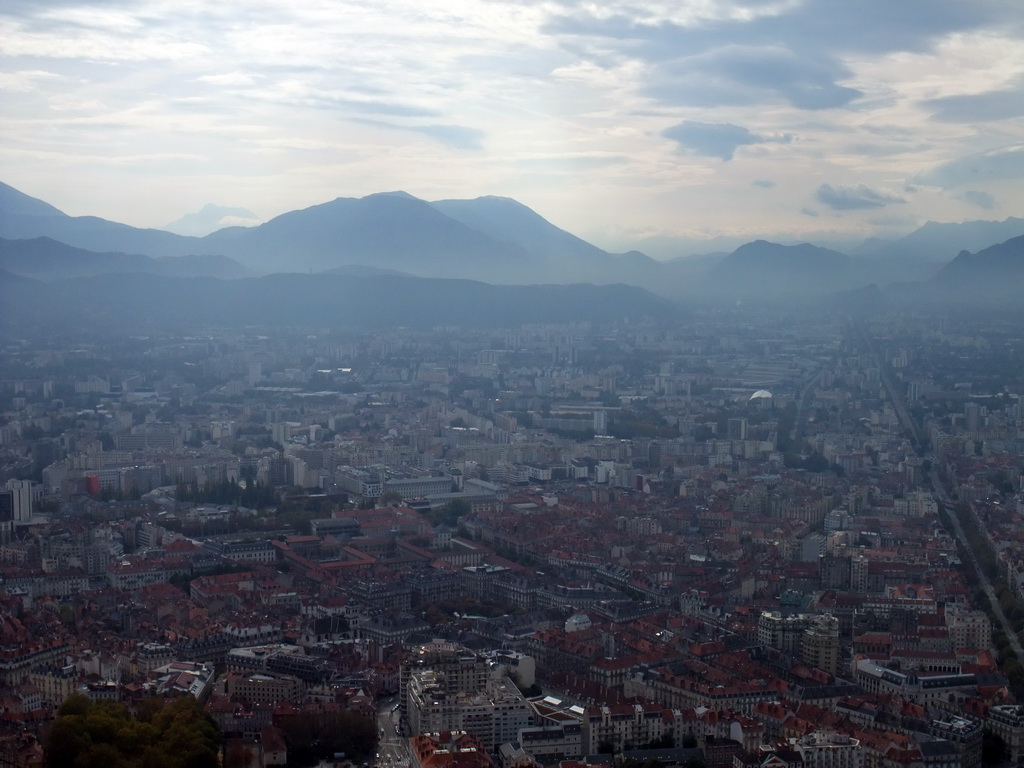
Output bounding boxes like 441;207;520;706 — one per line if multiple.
279;710;377;767
647;734;675;749
45;695;219;768
58;692;92;717
76;742;130;768
224;740;250;768
45;717;90;768
982;732;1007;765
427;497;470;527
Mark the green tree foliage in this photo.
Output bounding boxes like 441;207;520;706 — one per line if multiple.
278;710;377;767
782;451;842;474
45;696;219;768
224;740;251;768
608;404;678;439
426;497;470;528
982;732;1008;764
175;477;276;509
646;734;675;749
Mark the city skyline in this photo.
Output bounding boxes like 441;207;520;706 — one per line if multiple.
2;0;1024;257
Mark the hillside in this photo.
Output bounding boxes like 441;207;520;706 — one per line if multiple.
0;271;684;332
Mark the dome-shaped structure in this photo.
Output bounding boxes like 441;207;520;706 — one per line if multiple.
749;389;773;400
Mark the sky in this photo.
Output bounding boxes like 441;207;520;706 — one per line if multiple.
2;0;1023;258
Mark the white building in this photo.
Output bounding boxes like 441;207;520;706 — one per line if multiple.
795;731;864;768
407;671;533;751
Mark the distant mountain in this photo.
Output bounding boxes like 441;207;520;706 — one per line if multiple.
658;252;727;283
0;271;683;332
197;192;544;280
4;180;1022;303
0;181;66;218
0;183;206;258
163;203;261;237
323;264;416;277
431;196;606;272
928;234;1024;304
0;182;665;287
693;240;857;299
431;196;666;285
0;237;252;279
863;217;1024;263
827;283;888;314
849;237;895;255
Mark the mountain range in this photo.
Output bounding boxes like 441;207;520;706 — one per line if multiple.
0;270;683;332
1;180;1022;314
0;236;251;280
926;234;1024;305
163;203;261;237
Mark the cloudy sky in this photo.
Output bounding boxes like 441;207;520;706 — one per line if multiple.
2;0;1023;256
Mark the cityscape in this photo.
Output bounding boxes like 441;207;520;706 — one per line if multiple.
3;0;1024;766
0;305;1022;767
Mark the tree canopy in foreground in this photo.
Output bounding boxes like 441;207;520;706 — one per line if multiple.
45;694;220;768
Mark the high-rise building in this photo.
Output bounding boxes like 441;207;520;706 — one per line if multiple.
944;603;991;651
759;612;841;676
727;417;748;441
401;641;533;749
758;612;807;655
401;641;489;713
3;480;33;523
801;614;841;676
407;670;532;750
964;402;983;432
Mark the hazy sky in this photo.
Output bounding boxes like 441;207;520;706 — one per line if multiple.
2;0;1023;256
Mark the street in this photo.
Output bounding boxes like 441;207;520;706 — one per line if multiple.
853;318;1024;665
377;698;410;768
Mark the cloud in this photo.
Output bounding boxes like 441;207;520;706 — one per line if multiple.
923;79;1024;122
408;125;485;150
196;73;258;87
546;0;1009;112
353;119;484;150
0;69;66;92
3;0;1023;236
956;190;998;210
515;154;629;171
645;45;862;110
543;1;993;57
662;121;789;161
801;207;819;217
662;121;766;160
916;145;1024;188
270;89;440;118
815;184;907;210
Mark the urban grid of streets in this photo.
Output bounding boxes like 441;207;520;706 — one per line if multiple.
854;318;1024;667
2;306;1024;765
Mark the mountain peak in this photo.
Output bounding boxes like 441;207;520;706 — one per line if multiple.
365;190;420;201
931;234;1024;306
163;203;261;237
0;181;67;218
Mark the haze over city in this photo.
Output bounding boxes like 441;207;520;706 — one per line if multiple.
2;0;1024;257
5;3;1024;768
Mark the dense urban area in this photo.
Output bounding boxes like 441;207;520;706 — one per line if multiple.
1;308;1023;768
